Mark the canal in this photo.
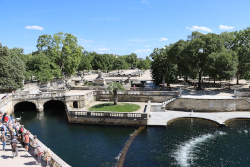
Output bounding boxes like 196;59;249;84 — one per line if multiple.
14;101;250;167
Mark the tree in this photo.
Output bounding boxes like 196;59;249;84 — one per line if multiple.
0;44;25;90
168;40;196;81
185;32;224;89
91;52;108;71
150;47;178;87
113;57;129;72
137;60;150;70
78;53;92;72
234;27;250;83
26;52;61;82
207;49;238;84
36;32;83;76
106;82;125;105
125;53;138;68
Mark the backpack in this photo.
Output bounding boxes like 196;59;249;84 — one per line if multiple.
4;116;8;123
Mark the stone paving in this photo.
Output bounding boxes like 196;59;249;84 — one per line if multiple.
0;134;47;167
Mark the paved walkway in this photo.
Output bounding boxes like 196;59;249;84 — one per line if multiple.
0;135;47;167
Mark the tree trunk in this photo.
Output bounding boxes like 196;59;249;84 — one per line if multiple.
236;70;239;85
114;90;118;105
198;71;202;90
162;76;165;89
214;78;215;86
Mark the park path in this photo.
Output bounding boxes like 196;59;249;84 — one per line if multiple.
0;134;47;167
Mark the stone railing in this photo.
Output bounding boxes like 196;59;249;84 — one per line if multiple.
95;91;179;96
24;129;71;167
13;92;66;99
68;110;147;119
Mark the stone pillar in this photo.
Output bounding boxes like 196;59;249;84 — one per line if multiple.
37;105;44;112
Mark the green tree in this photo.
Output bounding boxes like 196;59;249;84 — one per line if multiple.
27;52;61;82
125;53;138;68
168;40;196;81
150;47;178;87
91;52;108;71
78;52;92;72
207;49;238;84
137;60;150;70
185;32;224;89
234;27;250;83
36;32;83;76
113;57;129;72
0;44;25;90
106;82;125;105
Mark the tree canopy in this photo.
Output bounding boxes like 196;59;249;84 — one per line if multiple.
0;44;25;90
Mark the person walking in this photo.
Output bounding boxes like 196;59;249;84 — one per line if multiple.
11;136;18;158
36;145;43;165
44;148;51;166
31;135;39;156
24;132;30;152
0;132;6;151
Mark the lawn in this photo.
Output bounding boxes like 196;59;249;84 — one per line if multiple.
89;103;140;112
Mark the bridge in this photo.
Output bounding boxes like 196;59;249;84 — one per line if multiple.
148;103;250;126
0;91;94;114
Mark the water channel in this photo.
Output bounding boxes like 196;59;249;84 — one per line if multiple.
14;101;250;167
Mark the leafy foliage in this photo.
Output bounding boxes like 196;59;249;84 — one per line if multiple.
0;44;25;90
106;82;126;105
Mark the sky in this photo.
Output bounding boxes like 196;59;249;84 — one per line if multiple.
0;0;250;59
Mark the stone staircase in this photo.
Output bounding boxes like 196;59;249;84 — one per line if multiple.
161;97;178;109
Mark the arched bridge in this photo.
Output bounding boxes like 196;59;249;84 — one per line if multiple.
12;91;94;113
148;109;250;126
12;92;66;112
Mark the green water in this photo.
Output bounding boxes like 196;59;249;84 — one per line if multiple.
14;103;250;167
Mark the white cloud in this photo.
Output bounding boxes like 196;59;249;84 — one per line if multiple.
160;38;168;41
141;0;149;5
144;45;150;47
134;49;152;53
219;25;235;30
25;25;44;30
94;48;110;51
79;38;94;42
186;26;212;32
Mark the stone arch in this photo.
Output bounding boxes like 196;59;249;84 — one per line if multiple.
224;117;250;126
43;100;66;111
166;117;222;126
13;101;38;112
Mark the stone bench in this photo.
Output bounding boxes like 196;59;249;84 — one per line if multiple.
100;99;110;102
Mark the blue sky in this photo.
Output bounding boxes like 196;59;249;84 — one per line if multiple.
0;0;250;59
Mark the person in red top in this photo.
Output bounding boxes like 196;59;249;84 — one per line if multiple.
24;132;30;152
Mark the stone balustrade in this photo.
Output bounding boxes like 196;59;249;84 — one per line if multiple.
13;92;66;99
69;110;147;119
24;129;71;167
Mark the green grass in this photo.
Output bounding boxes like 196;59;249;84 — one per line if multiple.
89;103;140;112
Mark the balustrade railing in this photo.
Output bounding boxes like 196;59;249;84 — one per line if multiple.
13;92;66;99
69;110;147;119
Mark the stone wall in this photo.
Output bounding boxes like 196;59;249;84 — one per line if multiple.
96;94;176;103
0;96;13;114
165;98;250;112
65;92;94;108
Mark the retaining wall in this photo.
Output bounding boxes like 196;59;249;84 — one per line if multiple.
165;98;250;112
